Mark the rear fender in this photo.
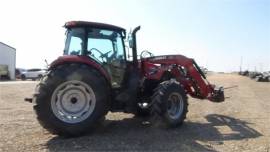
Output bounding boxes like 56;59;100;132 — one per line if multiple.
49;55;111;82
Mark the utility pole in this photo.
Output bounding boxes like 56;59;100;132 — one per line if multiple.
240;56;243;72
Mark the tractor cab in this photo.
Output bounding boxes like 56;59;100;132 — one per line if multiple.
64;21;132;88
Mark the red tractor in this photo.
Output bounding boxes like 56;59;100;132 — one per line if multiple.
28;21;224;136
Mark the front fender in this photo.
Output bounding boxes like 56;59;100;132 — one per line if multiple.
49;55;111;82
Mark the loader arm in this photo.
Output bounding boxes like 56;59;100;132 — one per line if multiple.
143;55;224;102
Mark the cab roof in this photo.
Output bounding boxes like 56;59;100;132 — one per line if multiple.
64;21;126;33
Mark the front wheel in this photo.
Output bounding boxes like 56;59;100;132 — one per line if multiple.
151;80;188;127
33;64;110;136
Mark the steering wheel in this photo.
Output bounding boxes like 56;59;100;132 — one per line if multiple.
89;48;111;62
140;50;154;59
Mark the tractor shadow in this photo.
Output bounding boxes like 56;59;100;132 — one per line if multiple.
46;114;262;151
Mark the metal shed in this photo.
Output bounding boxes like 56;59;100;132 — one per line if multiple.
0;42;16;80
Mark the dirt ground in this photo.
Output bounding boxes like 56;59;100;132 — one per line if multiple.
0;74;269;152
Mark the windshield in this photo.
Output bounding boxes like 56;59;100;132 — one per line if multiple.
64;28;125;64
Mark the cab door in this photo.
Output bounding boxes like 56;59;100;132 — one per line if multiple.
86;29;127;88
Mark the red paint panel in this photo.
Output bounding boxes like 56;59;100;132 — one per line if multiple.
49;55;111;81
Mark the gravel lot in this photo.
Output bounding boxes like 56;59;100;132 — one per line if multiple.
0;74;269;152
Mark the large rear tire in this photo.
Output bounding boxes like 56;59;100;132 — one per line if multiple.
33;64;110;136
151;79;188;127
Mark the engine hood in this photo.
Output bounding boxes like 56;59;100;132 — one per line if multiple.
143;55;192;64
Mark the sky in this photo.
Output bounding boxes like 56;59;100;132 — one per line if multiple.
0;0;269;72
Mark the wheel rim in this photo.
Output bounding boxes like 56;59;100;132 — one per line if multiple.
51;80;96;124
167;92;184;120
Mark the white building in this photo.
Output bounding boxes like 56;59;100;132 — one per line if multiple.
0;42;16;80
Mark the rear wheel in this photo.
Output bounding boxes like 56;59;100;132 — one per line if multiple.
151;80;188;127
33;64;110;136
50;80;96;124
21;74;26;80
255;77;260;82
